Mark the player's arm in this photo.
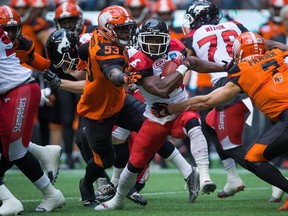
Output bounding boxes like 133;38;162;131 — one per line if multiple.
59;79;85;94
167;82;241;113
266;39;288;51
186;56;224;72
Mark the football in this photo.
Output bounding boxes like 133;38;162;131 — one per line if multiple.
161;60;179;77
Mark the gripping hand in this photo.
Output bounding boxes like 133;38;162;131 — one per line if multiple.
43;70;61;89
123;71;142;86
151;102;171;118
222;59;235;72
172;56;190;76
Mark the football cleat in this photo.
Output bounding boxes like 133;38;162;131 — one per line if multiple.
217;181;245;198
94;197;124;210
185;166;200;203
269;186;284;203
201;180;217;195
35;189;65;212
95;182;116;203
79;178;98;207
278;198;288;211
41;145;62;184
0;197;24;216
126;186;147;206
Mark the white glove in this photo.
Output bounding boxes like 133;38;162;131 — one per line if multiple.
40;88;51;106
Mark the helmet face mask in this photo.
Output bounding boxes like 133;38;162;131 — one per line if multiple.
182;0;220;35
45;29;79;74
98;6;137;46
138;17;170;59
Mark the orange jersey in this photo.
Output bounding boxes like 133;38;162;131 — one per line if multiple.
258;20;285;39
77;31;127;120
15;34;50;70
228;48;288;122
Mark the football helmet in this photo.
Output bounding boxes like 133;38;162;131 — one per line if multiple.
155;0;176;26
10;0;31;23
45;29;79;74
138;17;170;59
54;2;84;34
232;32;266;63
182;0;220;36
98;5;137;46
269;0;288;23
124;0;150;24
0;5;22;47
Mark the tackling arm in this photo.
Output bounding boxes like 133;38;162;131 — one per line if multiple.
187;56;225;73
167;82;241;113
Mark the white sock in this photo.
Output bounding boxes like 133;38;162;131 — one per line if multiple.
34;174;50;191
113;166;137;202
166;148;192;179
111;167;124;187
222;158;241;182
188;126;210;183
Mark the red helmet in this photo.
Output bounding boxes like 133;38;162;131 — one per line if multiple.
54;2;84;34
269;0;288;23
0;5;22;47
30;0;48;8
10;0;31;23
55;0;78;8
98;6;137;46
232;32;266;63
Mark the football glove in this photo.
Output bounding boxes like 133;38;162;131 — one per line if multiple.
43;69;61;90
123;71;142;86
222;59;235;72
151;102;171;118
172;56;190;76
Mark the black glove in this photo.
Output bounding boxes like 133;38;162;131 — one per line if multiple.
222;60;235;72
123;71;142;86
151;102;171;118
43;69;61;89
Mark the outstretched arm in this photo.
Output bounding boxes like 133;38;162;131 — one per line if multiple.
168;82;241;114
187;56;225;72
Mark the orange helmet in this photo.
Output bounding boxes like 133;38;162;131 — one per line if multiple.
54;2;84;34
269;0;288;23
10;0;31;23
0;5;22;47
30;0;48;8
98;5;137;46
154;0;176;25
124;0;149;24
55;0;78;7
232;32;266;63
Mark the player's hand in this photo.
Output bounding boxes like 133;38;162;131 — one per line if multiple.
151;102;171;118
43;69;61;89
123;71;142;86
40;87;51;106
172;56;190;69
222;59;235;71
76;59;87;71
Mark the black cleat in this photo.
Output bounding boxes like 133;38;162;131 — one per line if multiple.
79;178;97;207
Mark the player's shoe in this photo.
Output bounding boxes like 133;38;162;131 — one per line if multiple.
95;182;116;203
79;178;97;207
0;197;24;216
41;145;62;184
35;189;65;212
126;186;147;206
269;186;284;203
278;198;288;210
185;166;200;203
217;180;245;198
94;197;124;210
200;180;217;195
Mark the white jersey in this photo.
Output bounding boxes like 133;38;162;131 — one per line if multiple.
0;28;32;95
184;21;248;85
129;39;188;125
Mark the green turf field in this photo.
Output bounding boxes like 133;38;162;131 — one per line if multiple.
3;167;288;216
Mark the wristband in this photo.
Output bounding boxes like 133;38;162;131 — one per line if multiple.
176;65;189;76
